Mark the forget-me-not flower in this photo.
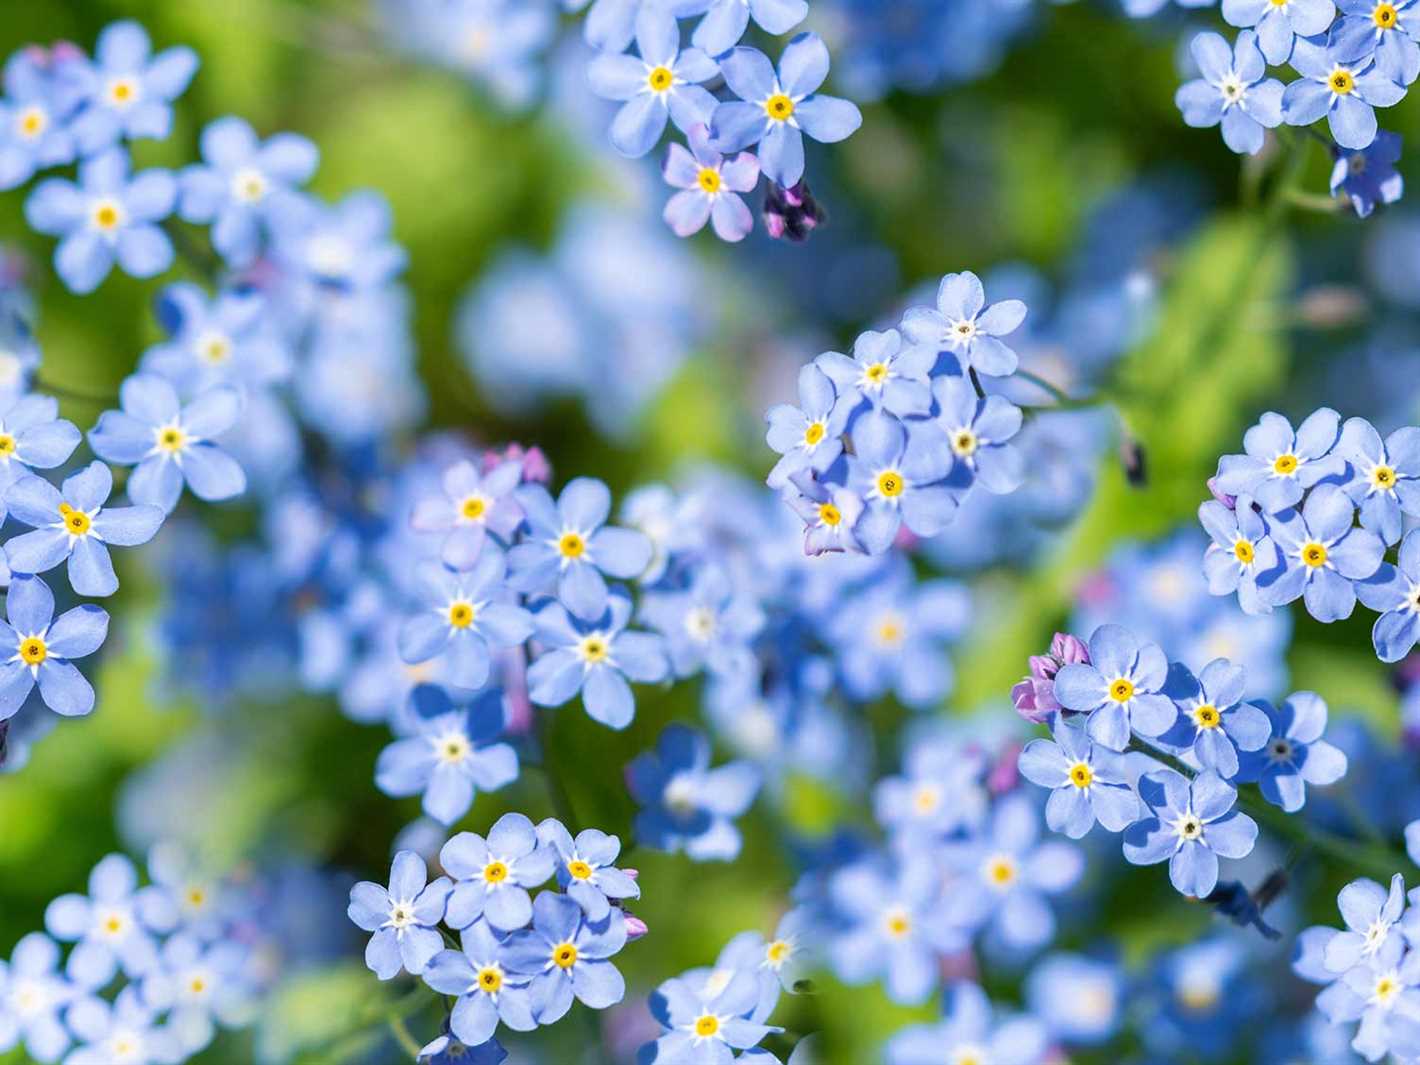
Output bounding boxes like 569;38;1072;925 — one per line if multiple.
62;985;177;1065
0;933;74;1063
886;981;1049;1065
44;853;176;988
411;458;524;572
399;552;533;690
642;562;765;679
847;409;955;553
537;818;640;922
1283;35;1405;151
503;892;627;1024
644;967;780;1063
1123;768;1259;897
1199;496;1281;614
662;123;760;242
1337;416;1420;545
815;328;934;419
1175;31;1285;155
766;363;850;489
141;283;292;393
0;51;81;190
423;921;537;1048
1019;718;1140;838
442;813;556;933
1266;484;1385;622
900;270;1028;377
1213;408;1346;513
783;470;867;555
347;851;452;980
67;21;198;154
628;724;761;860
932;375;1024;494
1237;691;1348;811
0;393;80;494
1221;0;1335;65
693;0;809;56
1331;128;1404;216
0;575;108;720
1330;0;1420;85
1053;623;1177;750
1358;528;1420;660
1158;658;1271;779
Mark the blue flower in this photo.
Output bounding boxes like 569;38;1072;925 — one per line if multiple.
1053;623;1177;750
1282;36;1406;151
587;7;719;158
375;689;519;826
0;51;82;190
0;933;74;1063
846;410;955;552
1320;873;1407;974
876;738;989;839
44;852;176;988
662;123;760;242
1265;484;1385;622
1331;128;1404;217
1221;0;1335;65
886;981;1049;1065
782;470;866;555
423;921;537;1048
712;911;811;1019
503;891;627;1024
1018;718;1140;838
1213;408;1346;513
525;591;668;729
1122;768;1258;897
0;393;80;494
24;148;176;293
1158;658;1271;779
88;374;246;513
931;375;1024;494
1357;528;1420;660
508;477;652;620
765;364;850;489
141;283;292;393
399;552;533;690
272;190;408;289
537;818;640;921
139;932;254;1058
900;270;1028;378
693;0;809;55
1330;0;1420;85
1199;496;1281;614
1316;936;1419;1061
641;562;765;678
411;459;525;572
1338;416;1420;546
643;968;780;1063
62;985;177;1065
1025;953;1122;1045
1237;691;1348;810
4;461;163;597
709;33;863;188
628;724;761;860
419;1030;507;1065
441;813;556;933
1175;31;1285;155
0;576;107;720
67;21;198;154
347;851;452;980
178;115;318;265
815;328;933;419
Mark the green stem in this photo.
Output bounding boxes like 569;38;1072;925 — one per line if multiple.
1285;190;1345;214
388;1015;422;1060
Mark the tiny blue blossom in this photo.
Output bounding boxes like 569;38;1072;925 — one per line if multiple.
503;892;627;1024
641;563;765;678
1282;36;1406;151
1237;691;1348;811
0;393;80;494
886;981;1049;1065
44;853;176;988
63;985;177;1065
0;51;81;190
643;967;780;1063
783;470;866;555
1199;496;1281;614
348;851;452;980
900;270;1028;378
537;818;640;922
1331;129;1404;216
1175;31;1284;155
142;283;292;393
67;21;198;154
846;410;955;552
423;921;537;1048
1122;768;1259;898
0;933;74;1063
0;575;108;721
1213;408;1346;513
1221;0;1335;65
628;724;761;860
1266;484;1385;622
1337;416;1420;546
815;329;933;419
1053;623;1177;750
1330;0;1420;84
1018;718;1140;838
932;375;1024;494
765;363;850;489
441;813;556;933
1158;658;1271;779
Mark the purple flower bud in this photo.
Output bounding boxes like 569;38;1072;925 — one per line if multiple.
622;868;639;880
1049;632;1090;666
624;914;648;940
1012;632;1089;724
987;741;1021;794
1207;476;1237;509
763;181;825;243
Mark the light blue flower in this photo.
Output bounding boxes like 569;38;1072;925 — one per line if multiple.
1157;658;1271;779
932;375;1024;494
1175;31;1285;155
1358;528;1420;660
410;459;525;571
1283;35;1406;151
44;852;176;988
628;724;761;860
900;270;1028;377
441;813;556;933
1053;623;1177;750
765;363;851;489
815;328;933;419
662;123;761;242
643;967;780;1064
711;910;811;1020
1265;484;1385;622
876;737;989;840
1337;416;1420;546
709;33;862;188
0;393;80;496
4;461;164;597
1122;768;1258;897
0;575;107;721
62;985;178;1065
587;7;719;158
24;147;175;293
1330;128;1404;216
1025;953;1122;1045
0;933;74;1064
347;851;452;980
525;590;668;729
178;115;319;265
536;818;640;922
1236;691;1348;810
139;932;254;1058
375;689;519;826
503;892;627;1024
1330;0;1420;85
508;477;652;620
886;981;1048;1065
693;0;809;55
1213;408;1346;513
846;409;955;552
1018;718;1140;838
66;21;198;154
1222;0;1335;65
88;373;246;513
0;51;82;190
641;562;765;678
1199;496;1281;614
141;283;292;393
423;920;537;1047
782;470;867;555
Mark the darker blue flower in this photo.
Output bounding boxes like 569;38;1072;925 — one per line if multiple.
1331;128;1404;216
628;724;760;860
1123;769;1258;898
1237;691;1348;810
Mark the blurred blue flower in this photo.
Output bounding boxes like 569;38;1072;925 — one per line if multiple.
66;21;197;154
44;853;176;988
628;724;760;860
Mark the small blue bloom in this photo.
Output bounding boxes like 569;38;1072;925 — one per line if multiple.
44;853;176;988
628;724;761;860
712;910;811;1019
375;689;519;826
526;590;667;728
876;738;989;840
693;0;809;56
1222;0;1335;65
1330;0;1420;84
1237;690;1348;810
1025;953;1122;1045
0;51;82;190
1175;31;1285;155
641;563;765;678
1122;768;1258;897
441;813;556;933
423;921;537;1047
662;122;760;242
419;1030;507;1065
886;981;1049;1065
709;33;863;188
587;7;719;158
846;410;956;552
0;933;74;1063
782;470;866;555
67;21;198;154
0;393;80;495
1338;415;1420;545
1265;484;1385;622
88;374;246;513
537;818;640;922
644;967;780;1063
4;461;164;597
1018;718;1140;838
178;115;319;266
272;190;408;289
410;458;525;571
900;270;1029;377
1158;658;1272;779
1213;408;1346;513
1283;36;1406;151
1199;496;1281;614
142;282;292;394
503;892;627;1024
62;985;177;1065
932;375;1024;494
347;851;452;980
1331;128;1404;216
139;932;254;1058
508;477;652;620
1053;623;1177;750
24;147;176;293
765;364;850;489
815;328;933;419
0;575;107;720
1358;528;1420;660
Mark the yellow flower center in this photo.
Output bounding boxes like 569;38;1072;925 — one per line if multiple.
951;429;978;457
818;502;842;526
558;531;586;559
766;939;791;966
448;601;476;628
477;966;502;992
578;635;609;663
985;855;1017;887
765;93;795;121
1374;975;1399;1005
1374;2;1398;27
186;887;207;908
1302;541;1328;568
108;78;137;105
156;425;187;453
101;913;124;935
1233;539;1255;564
57;503;90;536
567;859;593;880
648;66;674;92
696;167;721;195
876;469;904;498
189;976;207;994
884;910;911;938
1109;677;1134;702
483;861;508;883
1193;704;1221;729
864;362;889;385
1372;465;1397;490
803;421;825;446
20;636;47;666
17;107;45;139
1069;762;1093;789
92;199;123;231
438;735;470;763
1272;453;1298;475
875;613;905;647
461;495;488;520
0;434;13;456
198;333;231;363
553;942;578;969
694;1014;720;1038
1331;68;1356;94
231;168;267;203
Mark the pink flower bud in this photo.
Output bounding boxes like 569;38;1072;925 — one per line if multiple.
624;914;648;940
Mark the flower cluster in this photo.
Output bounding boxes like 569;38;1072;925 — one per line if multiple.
1203;408;1420;663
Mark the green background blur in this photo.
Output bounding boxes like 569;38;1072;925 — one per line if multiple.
0;1;1414;1062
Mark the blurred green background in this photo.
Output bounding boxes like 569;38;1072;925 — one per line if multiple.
0;1;1414;1062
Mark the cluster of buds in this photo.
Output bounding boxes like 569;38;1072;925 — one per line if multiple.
1011;632;1090;724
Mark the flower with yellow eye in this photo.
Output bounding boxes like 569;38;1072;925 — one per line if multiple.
1337;415;1420;548
643;964;781;1059
440;813;557;934
4;461;164;598
1199;495;1281;616
784;471;867;556
0;52;81;192
1123;768;1258;898
1266;484;1385;624
1281;36;1406;151
0;574;107;721
846;409;957;554
1053;624;1177;751
815;327;934;418
141;284;293;395
411;456;526;571
421;916;538;1048
40;852;168;992
662;123;761;242
1167;658;1272;779
766;364;851;489
1019;718;1141;839
66;21;197;155
1327;0;1420;86
538;818;640;921
1215;408;1349;514
503;891;630;1024
931;375;1025;494
0;393;80;487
